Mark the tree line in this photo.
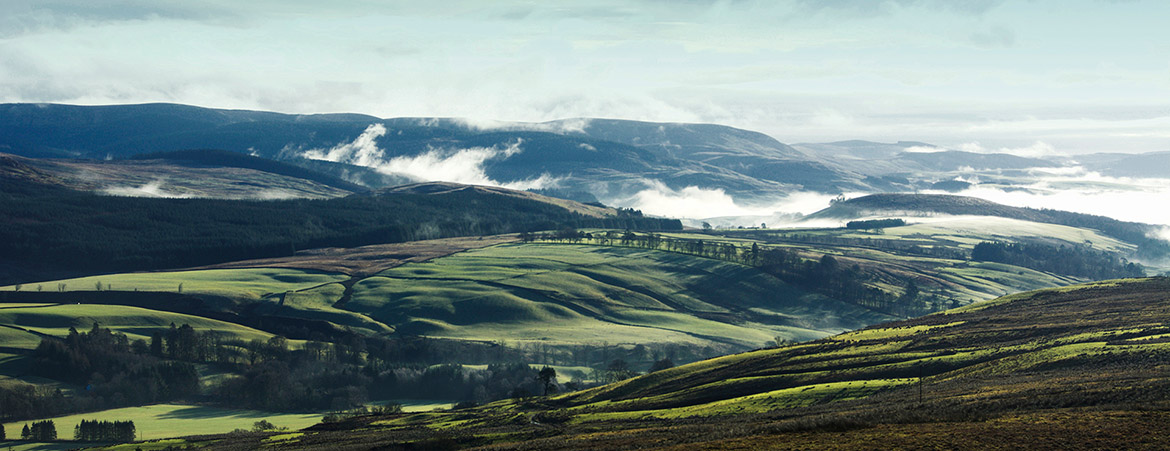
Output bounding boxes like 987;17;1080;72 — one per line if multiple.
845;218;906;230
530;230;934;317
971;241;1145;279
6;419;136;442
73;419;136;442
2;322;673;421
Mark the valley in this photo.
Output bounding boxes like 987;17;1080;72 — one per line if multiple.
181;277;1170;450
2;103;1168;448
1;206;1159;444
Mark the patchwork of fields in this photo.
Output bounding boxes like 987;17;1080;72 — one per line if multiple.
0;217;1155;447
230;277;1170;450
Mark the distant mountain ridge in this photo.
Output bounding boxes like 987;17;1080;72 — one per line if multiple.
0;102;1072;204
7;102;1167;219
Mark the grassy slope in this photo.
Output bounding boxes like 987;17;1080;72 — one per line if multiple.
228;277;1170;450
2;268;348;301
0;403;323;441
27;156;355;200
0;304;278;347
4;216;1118;353
554;277;1170;413
348;243;893;348
4;243;870;353
718;217;1116;300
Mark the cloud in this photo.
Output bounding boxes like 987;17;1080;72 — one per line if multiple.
1151;226;1170;244
969;26;1016;48
614;180;855;225
928;170;1170;226
956;141;1061;158
301;124;559;190
4;1;1170;156
450;117;592;134
902;145;946;153
102;179;192;198
253;188;300;200
303;123;388;167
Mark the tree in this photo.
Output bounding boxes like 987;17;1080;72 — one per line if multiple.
252;419;277;432
601;359;636;383
648;358;674;372
701;222;712;231
537;366;558;396
22;424;29;440
0;421;5;439
899;279;920;305
150;331;164;357
29;420;56;441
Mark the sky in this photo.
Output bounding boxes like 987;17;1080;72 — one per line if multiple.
2;0;1169;154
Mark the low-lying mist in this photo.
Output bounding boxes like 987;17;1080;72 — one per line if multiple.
934;166;1170;226
610;181;862;228
301;124;560;190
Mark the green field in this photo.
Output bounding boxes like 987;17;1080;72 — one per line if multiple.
245;277;1170;450
0;304;279;349
0;403;323;441
2;268;349;300
833;216;1133;252
347;243;886;348
3;220;1120;356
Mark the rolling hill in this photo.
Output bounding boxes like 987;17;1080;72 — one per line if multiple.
0;204;1159;443
0;172;679;284
805;193;1170;262
0;151;363;200
202;277;1170;450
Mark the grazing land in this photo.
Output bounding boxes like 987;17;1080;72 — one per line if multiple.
1;404;323;441
0;215;1159;447
186;277;1170;450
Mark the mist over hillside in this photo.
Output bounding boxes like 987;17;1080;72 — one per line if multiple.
3;102;1170;228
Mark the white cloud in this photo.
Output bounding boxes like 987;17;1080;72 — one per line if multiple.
956;141;1061;158
1025;165;1088;176
450;117;592;134
1151;226;1170;244
4;1;1170;156
301;126;559;190
614;180;856;225
303;123;388;167
102;179;192;198
253;188;300;200
902;145;946;153
931;172;1170;226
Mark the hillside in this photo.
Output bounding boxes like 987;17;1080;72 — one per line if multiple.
792;140;1056;175
0;216;1156;442
0;103;832;200
806;193;1170;261
201;277;1170;450
6;103;1063;204
0;151;361;200
0;174;680;284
